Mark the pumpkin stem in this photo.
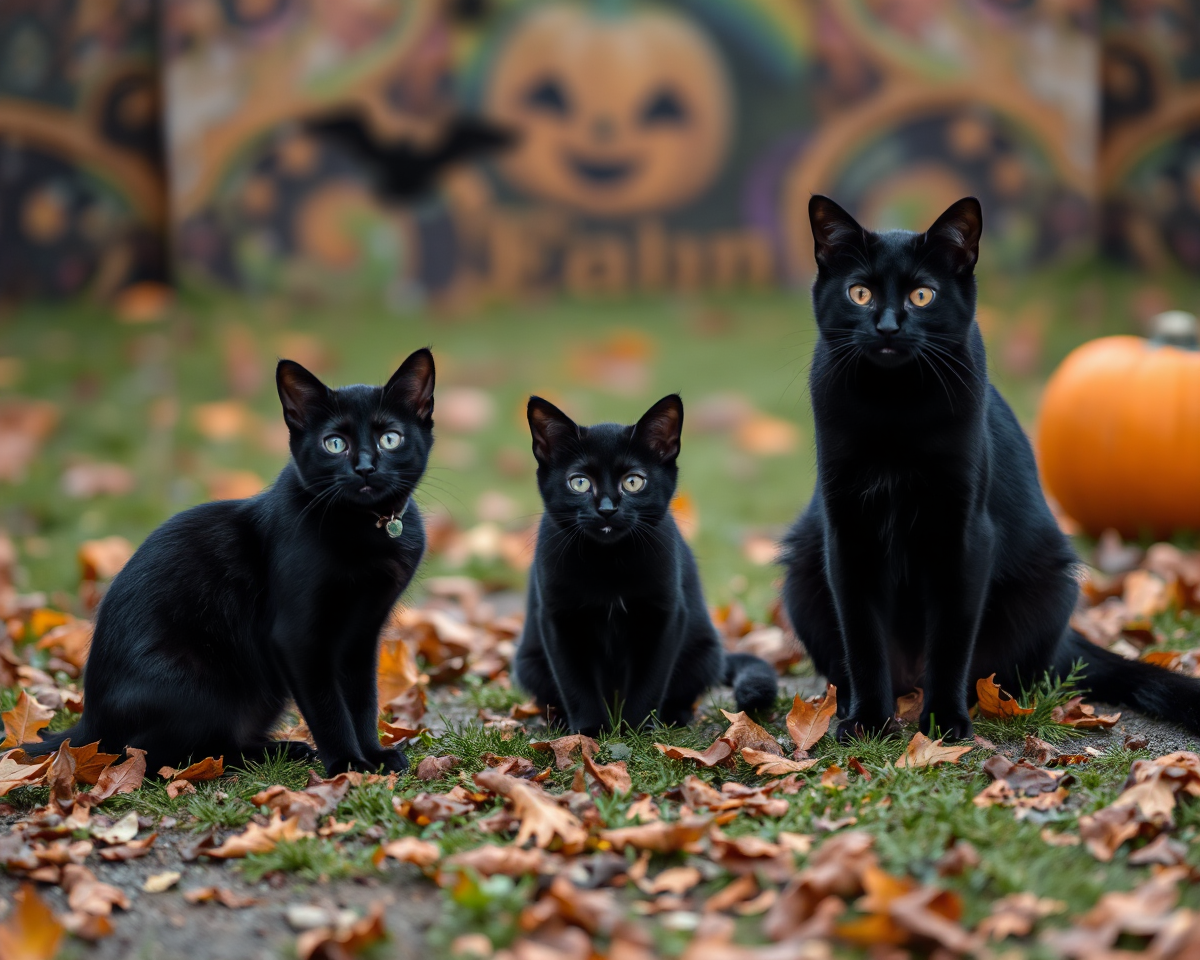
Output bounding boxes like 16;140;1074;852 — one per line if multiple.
1149;311;1199;350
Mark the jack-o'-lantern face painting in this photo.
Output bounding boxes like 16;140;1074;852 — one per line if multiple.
486;4;733;217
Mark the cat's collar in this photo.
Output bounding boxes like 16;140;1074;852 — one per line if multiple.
374;496;410;539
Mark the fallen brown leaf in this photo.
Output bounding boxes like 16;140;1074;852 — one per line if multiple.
0;754;51;797
415;755;460;781
0;883;63;960
654;738;734;768
159;756;224;782
296;902;386;960
582;752;631;795
975;674;1034;719
600;816;710;853
530;735;599;771
88;746;147;802
379;837;440;868
475;769;587;854
1;690;55;748
1051;696;1121;729
740;748;818;776
895;732;972;769
184;887;259;908
786;685;837;754
206;812;311;859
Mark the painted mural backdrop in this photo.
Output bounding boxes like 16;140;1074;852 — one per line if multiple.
0;0;166;300
1100;0;1200;273
3;1;1198;302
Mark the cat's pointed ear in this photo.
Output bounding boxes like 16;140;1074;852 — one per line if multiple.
527;397;578;464
809;195;865;270
385;348;436;423
634;394;683;463
276;360;331;431
924;197;982;274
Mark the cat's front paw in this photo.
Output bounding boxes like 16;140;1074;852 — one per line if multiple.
919;708;973;742
363;746;409;773
323;755;373;776
835;712;895;742
274;740;318;764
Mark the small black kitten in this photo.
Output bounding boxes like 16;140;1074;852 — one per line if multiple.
782;196;1200;741
24;350;436;774
514;395;777;735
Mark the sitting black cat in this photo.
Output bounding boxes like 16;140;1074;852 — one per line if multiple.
514;395;777;735
782;196;1200;741
23;350;436;773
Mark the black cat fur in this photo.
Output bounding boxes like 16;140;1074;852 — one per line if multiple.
22;350;436;774
514;395;777;735
781;195;1200;742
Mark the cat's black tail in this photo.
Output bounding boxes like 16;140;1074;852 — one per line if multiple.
1058;630;1200;734
16;726;82;758
723;653;778;713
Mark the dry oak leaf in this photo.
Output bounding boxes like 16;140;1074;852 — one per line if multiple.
34;619;92;671
1051;696;1121;729
206;812;311;859
654;738;734;768
378;718;425;746
704;875;759;914
521;876;622;937
415;754;460;781
437;844;554;884
87;746;147;802
47;739;76;812
1;690;55;748
975;674;1034;719
1040;866;1187;957
64;742;121;786
377;638;420;708
721;709;784;756
977;892;1066;941
379;837;440;868
296;902;386;960
250;785;325;832
142;871;181;893
600;816;711;854
820;764;848;789
62;863;130;916
184;887;258;908
159;756;224;782
530;735;599;771
582;752;631;795
97;832;156;862
786;684;838;754
895;688;923;724
895;732;972;769
90;811;138;845
0;754;51;797
474;769;587;854
741;748;818;776
0;883;64;960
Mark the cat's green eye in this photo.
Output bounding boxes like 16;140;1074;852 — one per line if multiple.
909;286;935;307
849;284;872;306
568;475;591;493
323;436;346;454
379;431;402;450
622;474;646;493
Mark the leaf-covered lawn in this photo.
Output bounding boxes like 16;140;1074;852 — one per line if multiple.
1;542;1199;958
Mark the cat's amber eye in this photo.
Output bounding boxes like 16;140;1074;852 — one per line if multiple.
323;436;346;454
909;286;935;307
379;431;402;450
848;285;872;306
568;475;591;493
622;474;646;493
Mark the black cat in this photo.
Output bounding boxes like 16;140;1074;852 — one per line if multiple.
514;395;777;735
23;350;436;774
782;196;1200;741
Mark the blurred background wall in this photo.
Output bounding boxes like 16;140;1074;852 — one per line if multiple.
0;0;1196;307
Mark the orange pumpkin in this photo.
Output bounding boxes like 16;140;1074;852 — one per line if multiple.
1036;312;1200;538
